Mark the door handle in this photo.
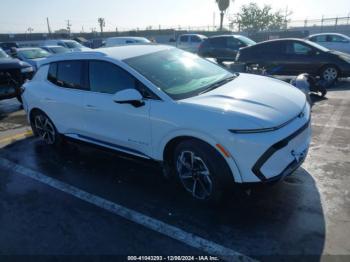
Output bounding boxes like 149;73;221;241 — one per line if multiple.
44;98;56;102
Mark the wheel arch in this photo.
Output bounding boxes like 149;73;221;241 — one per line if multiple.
318;63;341;78
159;132;242;183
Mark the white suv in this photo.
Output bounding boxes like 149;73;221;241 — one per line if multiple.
22;45;311;201
176;34;207;53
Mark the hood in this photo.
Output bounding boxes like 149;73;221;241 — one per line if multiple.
26;57;48;69
0;58;31;70
181;73;306;129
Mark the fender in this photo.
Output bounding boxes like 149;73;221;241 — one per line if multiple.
154;128;243;183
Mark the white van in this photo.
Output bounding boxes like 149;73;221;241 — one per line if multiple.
176;34;207;53
103;37;151;47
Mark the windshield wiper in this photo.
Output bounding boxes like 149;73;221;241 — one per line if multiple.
199;75;237;95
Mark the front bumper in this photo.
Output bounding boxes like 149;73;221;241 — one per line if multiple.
224;104;311;183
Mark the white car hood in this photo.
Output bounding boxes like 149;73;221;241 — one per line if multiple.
182;73;306;129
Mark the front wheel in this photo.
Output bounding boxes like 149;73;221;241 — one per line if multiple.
173;139;232;202
320;65;339;81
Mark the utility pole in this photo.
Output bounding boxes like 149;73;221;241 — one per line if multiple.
98;18;105;34
27;27;34;40
46;17;52;35
66;19;72;35
284;6;288;30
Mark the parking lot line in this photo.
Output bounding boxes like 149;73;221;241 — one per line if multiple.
0;130;33;144
0;157;256;262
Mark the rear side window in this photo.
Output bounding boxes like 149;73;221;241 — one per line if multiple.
210;37;226;48
190;36;201;43
227;37;242;49
89;61;135;94
329;35;348;43
180;35;189;42
48;61;84;89
311;35;327;42
286;42;312;55
47;63;58;83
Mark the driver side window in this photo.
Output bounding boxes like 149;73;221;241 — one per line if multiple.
286;42;312;55
89;61;135;94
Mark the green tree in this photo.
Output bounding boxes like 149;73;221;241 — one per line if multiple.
236;3;290;33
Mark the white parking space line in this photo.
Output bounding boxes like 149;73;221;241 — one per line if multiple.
0;157;256;262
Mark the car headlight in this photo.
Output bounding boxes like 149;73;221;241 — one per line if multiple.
229;127;277;134
21;66;34;73
230;103;310;134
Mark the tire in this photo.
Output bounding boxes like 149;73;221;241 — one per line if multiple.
320;65;339;82
30;111;62;146
172;139;232;202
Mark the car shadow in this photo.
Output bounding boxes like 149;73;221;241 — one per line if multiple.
0;138;325;260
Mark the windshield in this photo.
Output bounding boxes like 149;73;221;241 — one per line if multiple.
304;40;329;52
51;47;70;54
0;49;8;58
124;49;234;100
236;35;256;46
136;38;151;43
65;41;82;48
18;49;51;59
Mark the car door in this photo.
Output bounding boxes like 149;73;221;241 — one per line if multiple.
209;37;227;60
82;60;152;157
225;37;244;60
43;61;87;134
251;42;287;75
284;41;320;75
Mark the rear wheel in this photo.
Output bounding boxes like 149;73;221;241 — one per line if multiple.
31;111;62;146
173;139;232;202
320;65;339;81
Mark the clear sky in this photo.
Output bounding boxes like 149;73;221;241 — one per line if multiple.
0;0;349;33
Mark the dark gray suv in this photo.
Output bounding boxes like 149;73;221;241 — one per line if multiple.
198;35;256;63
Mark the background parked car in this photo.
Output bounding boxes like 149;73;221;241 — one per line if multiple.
13;47;51;70
0;48;33;102
236;38;350;81
42;39;90;52
176;34;207;53
198;35;256;63
103;37;151;47
306;33;350;54
41;45;71;54
0;42;19;55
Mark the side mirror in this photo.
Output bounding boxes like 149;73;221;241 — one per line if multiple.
113;89;145;108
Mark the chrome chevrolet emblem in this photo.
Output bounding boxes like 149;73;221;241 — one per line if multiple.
291;149;307;163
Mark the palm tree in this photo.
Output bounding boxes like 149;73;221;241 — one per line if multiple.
216;0;232;31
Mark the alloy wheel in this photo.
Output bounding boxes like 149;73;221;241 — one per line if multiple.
34;114;56;144
323;67;338;81
176;150;213;200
